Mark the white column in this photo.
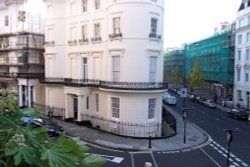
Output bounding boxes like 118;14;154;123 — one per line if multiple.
32;85;36;105
18;85;23;107
77;95;83;122
65;94;69;119
28;85;31;107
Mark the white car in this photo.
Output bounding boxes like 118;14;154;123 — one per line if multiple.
163;94;177;105
203;100;216;108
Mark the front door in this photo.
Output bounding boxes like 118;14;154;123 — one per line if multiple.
73;96;78;120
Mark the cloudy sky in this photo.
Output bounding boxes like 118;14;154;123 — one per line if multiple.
164;0;242;48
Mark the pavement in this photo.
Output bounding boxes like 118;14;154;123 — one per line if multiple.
51;103;225;152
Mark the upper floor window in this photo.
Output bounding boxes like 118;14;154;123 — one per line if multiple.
247;32;250;42
246;48;250;60
18;11;26;22
239;18;244;28
113;17;121;34
94;23;100;38
237;68;241;81
151;18;158;35
82;0;87;12
148;98;156;119
82;58;88;80
4;16;8;26
237;90;242;101
70;2;76;16
81;25;88;39
112;56;120;82
149;56;157;82
237;35;242;45
112;97;120;118
94;0;100;10
245;72;249;82
237;49;241;61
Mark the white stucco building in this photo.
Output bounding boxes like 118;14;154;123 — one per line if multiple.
234;0;250;110
42;0;166;137
0;0;45;107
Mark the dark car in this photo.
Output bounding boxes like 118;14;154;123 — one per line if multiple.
21;116;64;136
227;109;249;120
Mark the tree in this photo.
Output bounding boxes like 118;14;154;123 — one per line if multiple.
172;66;182;84
0;91;105;167
188;60;204;91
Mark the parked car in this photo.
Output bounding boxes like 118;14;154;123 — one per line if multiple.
188;94;196;102
196;97;207;104
222;100;234;108
163;94;177;105
227;108;249;120
203;100;216;108
21;116;64;136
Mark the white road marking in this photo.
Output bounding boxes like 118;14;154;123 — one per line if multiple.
150;152;158;167
130;153;135;167
91;153;124;164
201;148;222;167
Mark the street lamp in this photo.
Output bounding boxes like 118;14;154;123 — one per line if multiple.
223;128;239;167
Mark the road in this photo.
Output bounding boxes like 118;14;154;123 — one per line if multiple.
86;96;250;167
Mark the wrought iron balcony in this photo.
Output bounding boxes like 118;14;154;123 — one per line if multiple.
45;41;55;46
0;72;44;79
149;33;161;40
91;37;102;42
109;33;122;39
79;38;89;44
68;40;77;45
41;77;168;90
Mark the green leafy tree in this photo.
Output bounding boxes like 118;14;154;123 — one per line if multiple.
0;91;105;167
172;67;182;84
188;60;204;91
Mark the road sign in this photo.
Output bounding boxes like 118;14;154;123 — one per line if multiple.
180;88;187;97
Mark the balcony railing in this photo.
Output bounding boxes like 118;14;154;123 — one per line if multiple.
41;77;168;90
109;33;122;39
149;33;161;40
68;40;77;45
45;41;55;46
91;37;102;42
0;72;44;79
79;38;89;44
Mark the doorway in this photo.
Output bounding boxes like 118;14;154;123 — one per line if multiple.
73;96;78;120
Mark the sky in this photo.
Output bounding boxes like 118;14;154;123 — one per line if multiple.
164;0;242;49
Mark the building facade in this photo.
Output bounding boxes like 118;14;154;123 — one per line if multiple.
234;0;250;110
186;28;234;101
163;48;184;84
0;0;45;107
42;0;166;137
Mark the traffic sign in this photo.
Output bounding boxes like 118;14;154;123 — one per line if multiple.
180;88;187;97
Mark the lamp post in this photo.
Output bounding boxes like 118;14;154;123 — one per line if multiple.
182;43;188;144
223;128;239;167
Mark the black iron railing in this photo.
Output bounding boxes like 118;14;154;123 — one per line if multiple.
149;33;161;40
91;37;102;42
32;102;176;138
79;38;89;43
40;77;168;90
109;33;122;39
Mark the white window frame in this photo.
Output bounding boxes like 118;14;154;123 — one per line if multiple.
148;98;156;119
113;17;120;34
149;56;157;82
238;35;242;45
237;68;241;81
81;25;88;39
4;15;8;26
237;90;242;101
82;58;88;80
94;0;100;10
247;32;250;42
82;0;87;13
245;72;249;82
112;97;120;118
238;49;241;61
112;56;120;82
94;23;100;38
246;48;250;60
151;18;158;35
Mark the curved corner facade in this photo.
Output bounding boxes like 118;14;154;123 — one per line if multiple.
43;0;166;137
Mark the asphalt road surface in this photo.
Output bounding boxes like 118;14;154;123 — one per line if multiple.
86;96;250;167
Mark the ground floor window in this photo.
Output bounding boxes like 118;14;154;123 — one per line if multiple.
112;97;119;118
148;98;156;119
